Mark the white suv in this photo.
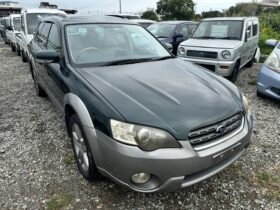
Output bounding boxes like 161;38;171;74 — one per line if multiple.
6;14;21;52
17;8;66;63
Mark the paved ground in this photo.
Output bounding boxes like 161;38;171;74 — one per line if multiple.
0;37;279;210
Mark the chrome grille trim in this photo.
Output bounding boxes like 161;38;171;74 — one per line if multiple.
188;113;244;151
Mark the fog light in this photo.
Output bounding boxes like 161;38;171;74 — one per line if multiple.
131;173;151;184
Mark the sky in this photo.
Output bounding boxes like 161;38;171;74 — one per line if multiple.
16;0;254;14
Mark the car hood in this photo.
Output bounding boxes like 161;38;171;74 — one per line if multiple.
181;38;242;49
78;58;242;139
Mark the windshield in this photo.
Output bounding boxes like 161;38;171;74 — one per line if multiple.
66;24;171;66
192;20;243;40
26;13;64;34
147;23;176;38
13;17;21;31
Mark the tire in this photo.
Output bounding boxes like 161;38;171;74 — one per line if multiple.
69;114;98;181
11;44;16;52
245;57;254;68
16;47;20;56
21;50;27;62
227;62;239;83
257;90;265;98
34;75;46;97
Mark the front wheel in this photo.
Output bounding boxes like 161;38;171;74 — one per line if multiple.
69;114;98;181
227;63;240;83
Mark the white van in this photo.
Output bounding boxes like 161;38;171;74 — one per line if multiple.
17;8;66;62
5;14;21;52
178;17;260;82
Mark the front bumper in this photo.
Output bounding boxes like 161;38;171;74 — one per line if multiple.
181;57;236;76
85;113;253;193
257;64;280;100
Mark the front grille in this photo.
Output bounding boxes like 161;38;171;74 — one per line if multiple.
188;113;243;147
197;64;216;72
187;50;218;59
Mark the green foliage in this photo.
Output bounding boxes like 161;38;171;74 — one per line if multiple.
141;10;159;21
259;13;280;55
201;10;223;18
156;0;195;21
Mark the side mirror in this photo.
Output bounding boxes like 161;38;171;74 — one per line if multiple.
265;39;279;47
6;26;13;31
173;33;184;41
164;43;173;52
34;50;59;64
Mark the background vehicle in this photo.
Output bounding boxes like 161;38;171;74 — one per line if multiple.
30;15;253;193
178;17;260;82
147;21;198;55
5;14;21;52
1;17;10;44
18;8;66;63
257;39;280;100
130;19;156;28
0;17;4;38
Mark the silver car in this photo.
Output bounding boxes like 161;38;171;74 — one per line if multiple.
178;17;260;82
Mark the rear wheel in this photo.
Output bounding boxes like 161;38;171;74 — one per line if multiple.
34;75;46;97
21;50;27;62
69;114;98;181
227;62;240;83
11;44;16;52
16;45;20;56
246;57;254;68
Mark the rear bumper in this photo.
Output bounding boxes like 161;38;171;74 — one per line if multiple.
257;64;280;100
85;113;253;193
181;57;236;76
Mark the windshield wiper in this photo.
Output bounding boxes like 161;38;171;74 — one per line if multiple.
101;58;154;66
192;36;218;39
219;37;239;40
156;36;168;38
152;56;175;61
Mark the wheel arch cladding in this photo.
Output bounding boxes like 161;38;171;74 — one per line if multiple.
64;93;95;135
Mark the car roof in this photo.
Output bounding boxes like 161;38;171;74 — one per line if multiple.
9;14;21;18
43;15;138;25
155;21;197;25
203;17;258;21
130;19;156;23
21;8;67;15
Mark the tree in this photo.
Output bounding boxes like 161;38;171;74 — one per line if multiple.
141;10;159;21
201;10;223;18
156;0;195;21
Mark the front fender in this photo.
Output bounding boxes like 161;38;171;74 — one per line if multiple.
63;93;94;128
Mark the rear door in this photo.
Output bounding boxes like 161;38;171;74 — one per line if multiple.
32;22;51;85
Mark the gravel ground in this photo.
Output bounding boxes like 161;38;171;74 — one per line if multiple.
0;37;279;210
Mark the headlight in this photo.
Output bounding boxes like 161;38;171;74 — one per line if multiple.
264;52;280;73
110;119;180;151
221;50;231;59
177;47;186;56
242;93;249;114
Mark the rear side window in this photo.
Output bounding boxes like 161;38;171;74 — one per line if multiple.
35;22;44;40
246;21;252;39
252;21;258;36
37;22;51;48
47;24;60;50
